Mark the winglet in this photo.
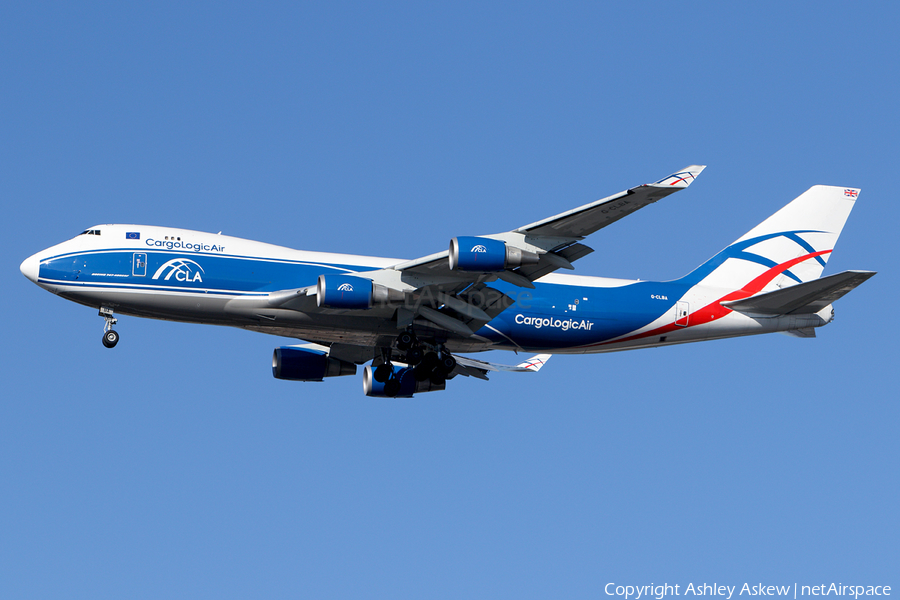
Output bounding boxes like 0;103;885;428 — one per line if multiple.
653;165;706;188
515;354;551;372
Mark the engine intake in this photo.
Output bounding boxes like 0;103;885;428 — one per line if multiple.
317;275;404;309
449;236;539;272
272;347;357;381
362;365;446;397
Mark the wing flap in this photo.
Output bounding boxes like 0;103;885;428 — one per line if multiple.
512;243;595;282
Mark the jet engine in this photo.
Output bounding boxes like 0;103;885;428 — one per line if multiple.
449;236;539;272
362;365;446;398
272;347;357;381
316;275;404;309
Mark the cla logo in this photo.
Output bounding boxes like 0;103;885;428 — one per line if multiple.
337;283;354;291
152;258;205;283
471;245;487;253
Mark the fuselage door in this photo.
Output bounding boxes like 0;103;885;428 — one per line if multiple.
133;253;147;277
675;301;689;327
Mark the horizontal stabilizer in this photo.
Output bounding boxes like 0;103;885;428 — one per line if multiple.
781;327;817;338
722;270;876;316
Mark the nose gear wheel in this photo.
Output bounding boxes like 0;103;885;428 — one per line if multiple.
99;307;119;348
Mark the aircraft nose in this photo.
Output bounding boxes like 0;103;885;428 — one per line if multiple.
20;253;40;283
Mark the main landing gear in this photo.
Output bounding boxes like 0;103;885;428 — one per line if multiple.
373;330;458;397
99;307;119;348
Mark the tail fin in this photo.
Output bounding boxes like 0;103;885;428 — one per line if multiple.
678;185;860;292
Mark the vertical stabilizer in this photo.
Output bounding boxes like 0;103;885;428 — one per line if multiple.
678;185;859;292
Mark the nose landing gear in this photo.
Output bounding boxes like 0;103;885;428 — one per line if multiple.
99;307;119;348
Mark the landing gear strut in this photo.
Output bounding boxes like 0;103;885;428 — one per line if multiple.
402;332;454;385
397;328;423;366
373;347;403;397
373;363;393;383
412;350;455;384
372;330;459;397
373;347;393;382
99;307;119;348
396;330;415;351
383;377;401;397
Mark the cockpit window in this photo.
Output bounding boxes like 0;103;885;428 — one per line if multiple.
79;229;101;236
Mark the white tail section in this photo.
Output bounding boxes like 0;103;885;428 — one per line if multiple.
679;185;860;292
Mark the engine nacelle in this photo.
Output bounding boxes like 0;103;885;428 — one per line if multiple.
362;365;446;398
317;275;404;309
272;347;357;381
449;236;539;272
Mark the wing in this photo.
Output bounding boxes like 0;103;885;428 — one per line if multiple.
391;164;706;284
451;353;552;380
255;165;706;341
515;166;706;238
362;165;706;336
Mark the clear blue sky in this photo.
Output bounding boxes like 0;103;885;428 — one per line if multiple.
1;2;896;598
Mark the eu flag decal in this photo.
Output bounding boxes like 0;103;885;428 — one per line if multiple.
126;232;140;240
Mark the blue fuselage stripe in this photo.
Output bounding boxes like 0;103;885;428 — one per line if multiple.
39;250;684;349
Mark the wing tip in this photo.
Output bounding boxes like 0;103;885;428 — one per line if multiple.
516;353;552;372
653;165;706;188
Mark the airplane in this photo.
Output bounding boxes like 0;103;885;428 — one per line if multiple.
20;166;875;397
